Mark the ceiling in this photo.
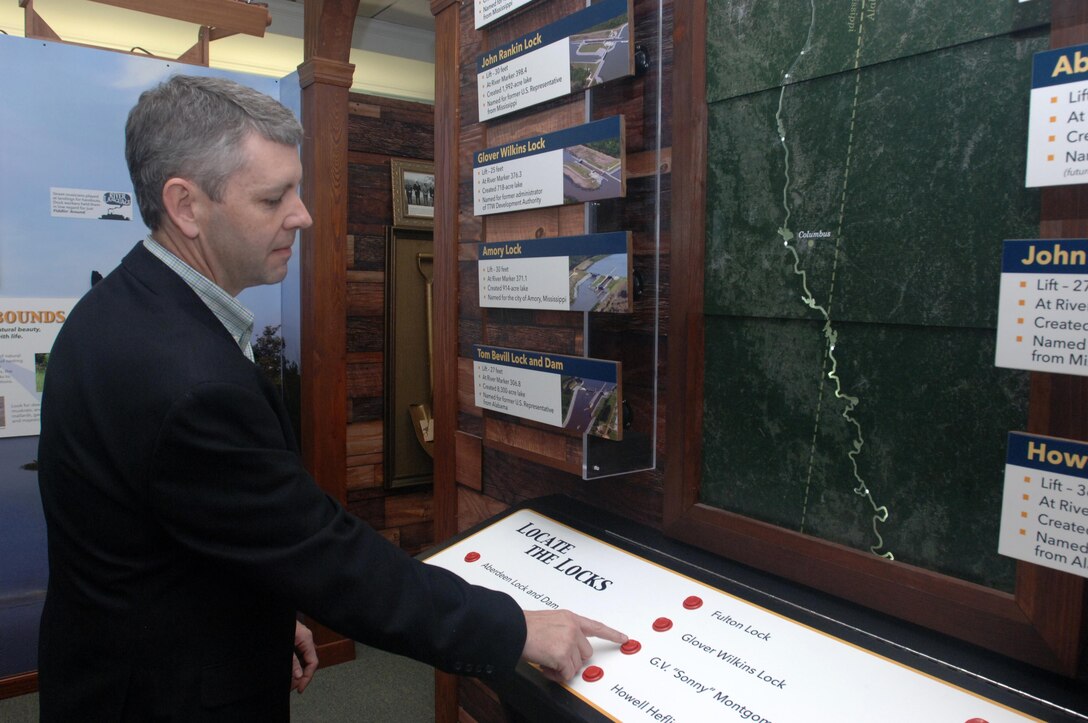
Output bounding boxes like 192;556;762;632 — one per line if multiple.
0;0;437;101
288;0;435;31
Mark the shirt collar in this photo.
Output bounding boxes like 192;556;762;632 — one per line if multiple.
143;236;255;361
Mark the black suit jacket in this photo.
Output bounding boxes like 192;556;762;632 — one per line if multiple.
37;244;526;721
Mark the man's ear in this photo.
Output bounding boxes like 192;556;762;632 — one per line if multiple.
161;178;202;239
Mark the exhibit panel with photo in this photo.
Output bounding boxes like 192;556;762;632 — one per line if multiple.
0;34;295;679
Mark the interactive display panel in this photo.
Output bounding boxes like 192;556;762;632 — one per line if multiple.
426;505;1064;722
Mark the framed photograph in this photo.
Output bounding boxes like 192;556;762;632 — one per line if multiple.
391;158;435;229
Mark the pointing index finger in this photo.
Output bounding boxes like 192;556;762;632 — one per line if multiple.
578;616;629;645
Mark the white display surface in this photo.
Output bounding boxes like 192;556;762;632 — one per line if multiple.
474;359;563;427
474;148;565;216
478;39;570;122
995;239;1088;376
1000;431;1088;578
479;255;571;310
1026;44;1088;188
427;510;1038;723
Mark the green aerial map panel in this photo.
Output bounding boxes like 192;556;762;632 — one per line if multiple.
702;3;1050;591
707;0;1050;102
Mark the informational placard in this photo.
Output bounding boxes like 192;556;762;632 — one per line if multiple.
473;115;625;217
1025;43;1088;187
474;0;536;30
477;0;633;122
995;239;1088;376
1000;432;1088;578
478;231;632;313
49;187;133;221
425;509;1039;722
473;344;622;440
0;297;78;438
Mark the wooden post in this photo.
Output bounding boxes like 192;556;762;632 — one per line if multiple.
431;0;461;718
298;0;359;668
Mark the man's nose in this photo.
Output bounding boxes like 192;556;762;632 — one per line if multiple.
291;195;313;230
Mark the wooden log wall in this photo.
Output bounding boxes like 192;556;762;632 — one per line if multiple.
449;0;672;530
344;92;438;554
432;0;674;718
426;2;1087;715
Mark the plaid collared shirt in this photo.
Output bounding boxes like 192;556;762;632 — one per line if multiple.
143;236;255;362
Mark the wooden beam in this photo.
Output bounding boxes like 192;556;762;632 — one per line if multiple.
87;0;270;37
19;0;61;41
664;0;706;526
176;26;211;66
431;0;460;576
299;0;360;670
23;0;216;67
0;670;38;701
432;1;460;720
304;0;358;63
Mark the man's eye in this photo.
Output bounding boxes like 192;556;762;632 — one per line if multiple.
264;197;282;207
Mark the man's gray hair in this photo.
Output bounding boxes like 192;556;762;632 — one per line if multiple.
125;74;303;230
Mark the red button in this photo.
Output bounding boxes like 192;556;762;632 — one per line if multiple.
620;639;642;655
965;719;989;723
582;665;604;682
464;552;481;563
652;617;673;632
683;595;703;610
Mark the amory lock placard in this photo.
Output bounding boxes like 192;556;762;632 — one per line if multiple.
477;231;632;313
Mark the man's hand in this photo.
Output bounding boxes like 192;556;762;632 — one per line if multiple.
291;620;319;694
522;610;627;682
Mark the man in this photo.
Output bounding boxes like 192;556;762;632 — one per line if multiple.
37;75;625;721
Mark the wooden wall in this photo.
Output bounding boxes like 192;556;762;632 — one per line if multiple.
431;0;674;718
445;0;672;535
430;1;1086;719
344;92;437;554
